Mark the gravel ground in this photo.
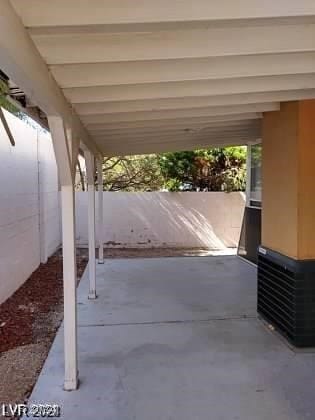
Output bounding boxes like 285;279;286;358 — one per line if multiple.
0;252;88;419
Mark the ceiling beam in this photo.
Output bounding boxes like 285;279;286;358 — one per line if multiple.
11;0;315;29
85;113;262;131
88;120;261;136
0;0;100;156
50;52;315;88
64;74;315;103
97;136;254;156
74;90;315;115
26;17;315;36
82;103;279;124
99;133;251;145
92;126;260;143
31;24;315;65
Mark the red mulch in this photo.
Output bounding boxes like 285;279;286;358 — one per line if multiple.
0;252;88;355
0;247;206;353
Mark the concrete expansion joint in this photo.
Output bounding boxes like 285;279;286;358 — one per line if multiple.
78;314;257;328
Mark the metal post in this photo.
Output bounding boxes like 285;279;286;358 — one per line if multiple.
85;151;97;299
245;144;251;207
97;159;104;264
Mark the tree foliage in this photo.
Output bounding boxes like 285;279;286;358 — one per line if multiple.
101;154;164;191
0;79;20;115
76;147;247;192
158;147;246;192
0;77;29;123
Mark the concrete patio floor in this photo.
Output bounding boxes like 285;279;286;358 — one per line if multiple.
26;256;315;419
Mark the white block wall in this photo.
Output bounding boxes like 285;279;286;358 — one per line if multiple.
0;108;245;303
0;109;61;304
76;191;245;249
37;130;61;262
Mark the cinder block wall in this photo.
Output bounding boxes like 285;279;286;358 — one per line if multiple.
76;191;245;249
0;107;245;303
0;109;61;304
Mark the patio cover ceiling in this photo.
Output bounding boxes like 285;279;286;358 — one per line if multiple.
5;1;315;156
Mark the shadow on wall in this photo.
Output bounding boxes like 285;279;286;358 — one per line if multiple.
76;192;245;250
129;192;244;249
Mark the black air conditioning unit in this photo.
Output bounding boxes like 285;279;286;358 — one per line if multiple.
257;247;315;347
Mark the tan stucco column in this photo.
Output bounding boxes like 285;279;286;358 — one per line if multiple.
258;100;315;348
262;100;315;260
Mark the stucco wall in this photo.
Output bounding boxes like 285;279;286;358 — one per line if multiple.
0;109;61;304
76;191;245;249
262;100;315;260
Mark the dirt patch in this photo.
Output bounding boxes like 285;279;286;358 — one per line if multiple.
0;252;87;417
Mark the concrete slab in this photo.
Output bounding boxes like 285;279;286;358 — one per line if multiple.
25;256;315;420
77;256;257;326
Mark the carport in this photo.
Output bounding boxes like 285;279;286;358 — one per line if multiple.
25;256;315;419
1;0;315;402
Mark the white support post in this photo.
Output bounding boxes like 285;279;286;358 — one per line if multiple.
61;185;78;391
48;116;78;391
245;144;251;207
85;150;97;299
97;159;104;264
